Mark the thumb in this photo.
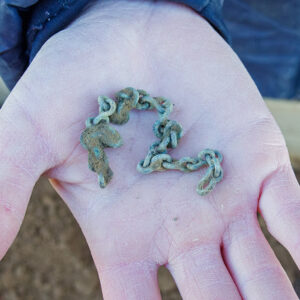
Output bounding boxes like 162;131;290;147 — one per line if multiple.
0;86;52;259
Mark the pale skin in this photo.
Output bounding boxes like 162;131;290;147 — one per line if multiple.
0;0;299;299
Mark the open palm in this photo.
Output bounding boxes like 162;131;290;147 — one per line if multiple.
0;1;299;299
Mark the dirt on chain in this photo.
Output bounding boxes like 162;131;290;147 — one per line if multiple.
0;174;299;300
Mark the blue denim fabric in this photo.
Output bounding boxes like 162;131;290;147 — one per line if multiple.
0;1;37;90
1;0;299;99
223;0;300;99
0;0;91;89
0;0;228;90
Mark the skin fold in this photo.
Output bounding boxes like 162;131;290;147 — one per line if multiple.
0;0;299;299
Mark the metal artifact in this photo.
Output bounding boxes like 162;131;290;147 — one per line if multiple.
80;87;223;196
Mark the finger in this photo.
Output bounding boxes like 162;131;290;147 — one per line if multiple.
259;164;300;268
222;212;298;299
0;92;51;259
167;244;241;300
98;261;161;300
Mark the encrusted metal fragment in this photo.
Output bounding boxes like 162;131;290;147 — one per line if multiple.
109;87;139;125
80;121;123;188
80;95;123;187
80;87;224;196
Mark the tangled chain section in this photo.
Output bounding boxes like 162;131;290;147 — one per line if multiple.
80;87;223;196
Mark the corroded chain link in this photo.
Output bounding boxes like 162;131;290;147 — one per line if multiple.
80;87;223;196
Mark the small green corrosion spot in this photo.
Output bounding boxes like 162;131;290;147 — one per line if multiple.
93;147;101;158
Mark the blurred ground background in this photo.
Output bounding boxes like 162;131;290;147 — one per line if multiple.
0;79;299;299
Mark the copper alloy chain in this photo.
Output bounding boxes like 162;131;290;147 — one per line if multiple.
80;87;223;196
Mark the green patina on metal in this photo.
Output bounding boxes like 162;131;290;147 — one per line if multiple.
80;87;223;196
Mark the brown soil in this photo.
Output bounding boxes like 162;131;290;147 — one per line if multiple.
0;174;299;300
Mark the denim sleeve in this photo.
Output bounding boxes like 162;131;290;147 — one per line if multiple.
0;0;91;90
0;0;229;90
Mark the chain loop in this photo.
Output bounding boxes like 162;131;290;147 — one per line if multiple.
142;141;165;168
195;149;223;195
86;96;116;127
136;90;155;111
153;97;173;121
197;167;224;196
162;157;197;172
152;120;182;152
80;87;224;196
137;153;172;174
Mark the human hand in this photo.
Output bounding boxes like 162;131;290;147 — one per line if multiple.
1;1;299;299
